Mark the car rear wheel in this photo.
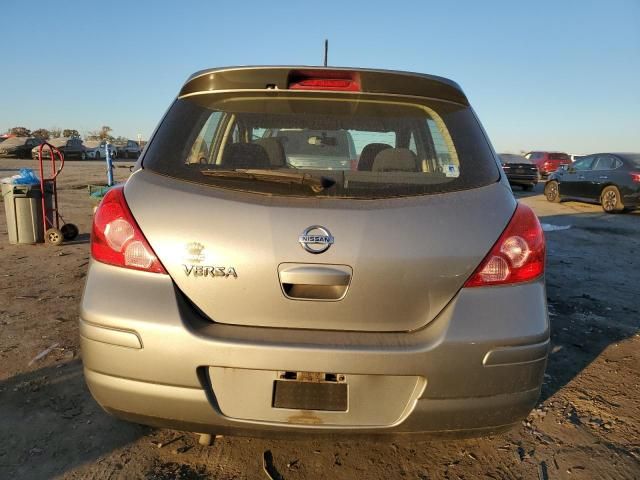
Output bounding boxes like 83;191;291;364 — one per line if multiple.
544;181;560;202
601;186;624;213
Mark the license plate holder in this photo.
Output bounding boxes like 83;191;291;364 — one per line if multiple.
273;380;348;411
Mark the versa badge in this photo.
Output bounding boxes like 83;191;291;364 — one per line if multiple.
182;242;237;278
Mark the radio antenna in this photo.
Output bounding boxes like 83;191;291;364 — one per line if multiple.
323;39;328;66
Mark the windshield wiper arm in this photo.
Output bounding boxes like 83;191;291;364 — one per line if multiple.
200;169;336;192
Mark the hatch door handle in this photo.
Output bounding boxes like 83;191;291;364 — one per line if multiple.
578;175;585;180
279;266;351;286
598;175;609;179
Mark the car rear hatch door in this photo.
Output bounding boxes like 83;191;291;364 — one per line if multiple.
124;170;515;332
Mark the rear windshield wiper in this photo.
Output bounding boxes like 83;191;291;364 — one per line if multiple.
200;169;336;192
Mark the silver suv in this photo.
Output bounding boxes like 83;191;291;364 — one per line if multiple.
81;66;549;438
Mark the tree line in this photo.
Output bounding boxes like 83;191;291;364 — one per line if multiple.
4;126;129;144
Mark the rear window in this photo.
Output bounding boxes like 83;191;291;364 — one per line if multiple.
549;153;570;161
620;154;640;167
499;154;531;164
143;94;499;199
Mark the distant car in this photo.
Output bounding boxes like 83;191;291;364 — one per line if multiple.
544;153;640;213
263;129;357;170
498;154;539;191
85;141;117;160
0;137;44;158
31;137;87;160
525;151;571;177
116;140;142;159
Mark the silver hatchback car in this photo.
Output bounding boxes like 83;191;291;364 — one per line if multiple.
81;66;549;438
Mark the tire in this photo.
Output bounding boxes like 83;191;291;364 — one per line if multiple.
95;151;100;160
81;151;87;160
45;228;63;246
61;223;79;241
544;181;561;203
601;186;624;213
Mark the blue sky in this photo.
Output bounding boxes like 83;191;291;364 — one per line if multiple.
1;0;638;153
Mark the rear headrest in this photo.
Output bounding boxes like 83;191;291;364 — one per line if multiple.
221;143;270;169
358;143;391;171
372;148;418;172
255;138;286;167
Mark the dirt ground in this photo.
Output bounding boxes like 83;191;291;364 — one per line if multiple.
0;158;639;480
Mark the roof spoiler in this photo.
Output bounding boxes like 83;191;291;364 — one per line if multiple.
178;66;469;105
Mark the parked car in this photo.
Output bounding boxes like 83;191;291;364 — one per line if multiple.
85;140;117;160
262;129;357;170
498;153;539;191
116;140;142;158
525;151;571;177
81;66;548;440
32;137;87;160
544;153;640;213
0;137;44;158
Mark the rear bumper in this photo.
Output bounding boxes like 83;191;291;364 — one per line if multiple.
506;173;538;185
80;261;549;437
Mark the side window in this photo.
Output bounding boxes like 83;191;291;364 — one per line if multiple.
349;130;395;156
426;117;458;176
573;156;594;171
185;111;223;164
593;155;615;171
231;124;240;144
408;133;418;155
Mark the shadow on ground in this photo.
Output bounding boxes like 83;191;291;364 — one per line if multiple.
0;360;147;479
535;209;640;403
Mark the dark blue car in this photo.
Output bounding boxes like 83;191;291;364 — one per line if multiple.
544;153;640;212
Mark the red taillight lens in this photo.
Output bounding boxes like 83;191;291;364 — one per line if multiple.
289;78;360;91
464;203;545;287
630;172;640;183
91;186;167;274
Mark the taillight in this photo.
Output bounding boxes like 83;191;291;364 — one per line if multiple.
464;203;545;287
91;186;167;274
630;172;640;183
289;78;360;91
288;70;360;92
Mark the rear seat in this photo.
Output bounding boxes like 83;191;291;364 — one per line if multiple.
372;148;418;172
221;143;270;169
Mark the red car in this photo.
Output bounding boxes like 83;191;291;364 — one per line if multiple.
525;151;571;177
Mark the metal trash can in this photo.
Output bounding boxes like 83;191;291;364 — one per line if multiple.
1;183;53;244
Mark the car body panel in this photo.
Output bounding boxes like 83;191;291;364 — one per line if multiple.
124;169;515;332
80;259;548;435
